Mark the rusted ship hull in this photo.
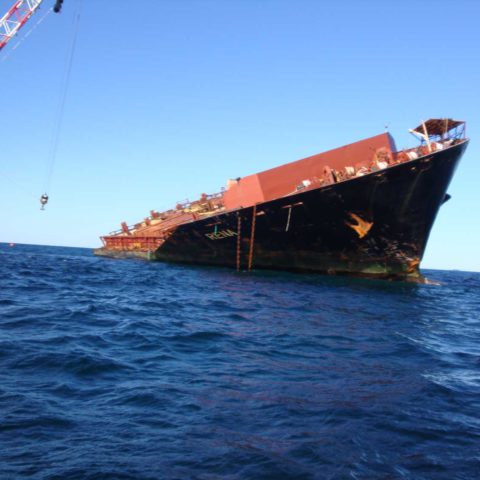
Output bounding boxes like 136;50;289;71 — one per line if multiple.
95;141;468;280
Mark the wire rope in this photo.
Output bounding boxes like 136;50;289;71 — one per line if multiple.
43;0;82;194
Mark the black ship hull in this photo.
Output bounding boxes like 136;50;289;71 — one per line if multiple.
95;141;468;281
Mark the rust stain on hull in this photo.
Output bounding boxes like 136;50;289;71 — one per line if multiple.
407;257;420;274
346;213;373;239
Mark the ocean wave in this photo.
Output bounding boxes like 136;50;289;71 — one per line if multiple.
1;245;479;479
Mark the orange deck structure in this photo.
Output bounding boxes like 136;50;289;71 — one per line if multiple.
223;133;395;210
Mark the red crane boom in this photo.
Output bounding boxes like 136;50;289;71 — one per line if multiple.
0;0;63;51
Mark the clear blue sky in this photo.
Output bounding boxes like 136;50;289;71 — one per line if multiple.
1;0;479;271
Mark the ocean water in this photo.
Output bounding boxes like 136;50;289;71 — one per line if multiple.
0;243;479;480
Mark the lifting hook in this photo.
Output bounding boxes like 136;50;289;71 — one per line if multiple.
40;193;49;210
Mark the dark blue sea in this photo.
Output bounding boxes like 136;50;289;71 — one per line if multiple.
0;243;479;479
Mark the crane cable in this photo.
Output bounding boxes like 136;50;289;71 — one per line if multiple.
43;0;82;204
